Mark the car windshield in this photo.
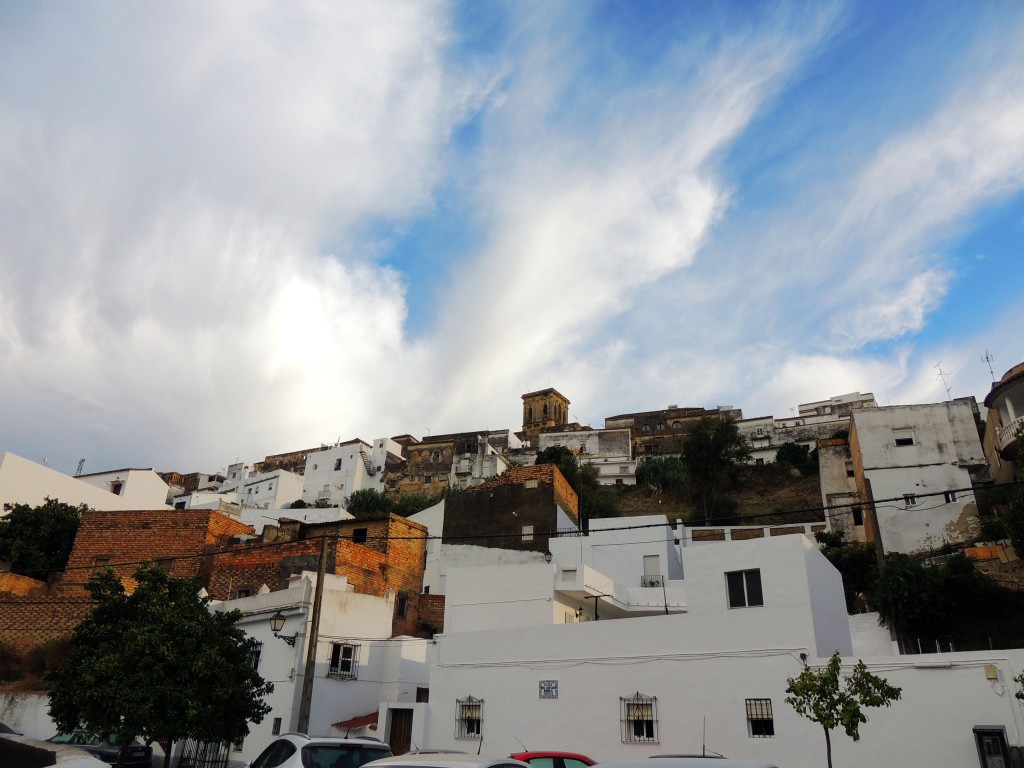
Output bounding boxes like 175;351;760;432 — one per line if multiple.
48;732;104;746
302;745;392;768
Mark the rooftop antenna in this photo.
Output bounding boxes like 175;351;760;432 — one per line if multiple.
75;459;85;476
934;362;953;401
982;350;996;382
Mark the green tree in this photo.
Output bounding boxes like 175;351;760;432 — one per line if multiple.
346;488;395;518
680;417;751;521
0;498;85;579
815;530;879;613
48;565;272;768
635;456;686;493
786;651;902;768
535;447;618;525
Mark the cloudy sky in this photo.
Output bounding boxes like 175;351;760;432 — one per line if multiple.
2;1;1023;475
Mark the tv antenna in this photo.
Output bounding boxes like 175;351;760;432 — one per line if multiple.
75;459;86;476
982;350;996;382
934;362;952;401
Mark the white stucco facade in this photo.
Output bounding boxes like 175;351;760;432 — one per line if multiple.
538;428;637;485
301;438;401;508
212;571;429;764
0;452;172;512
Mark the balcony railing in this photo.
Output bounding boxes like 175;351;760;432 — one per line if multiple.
641;575;665;588
998;415;1024;452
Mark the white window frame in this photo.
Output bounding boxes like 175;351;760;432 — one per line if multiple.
726;569;764;608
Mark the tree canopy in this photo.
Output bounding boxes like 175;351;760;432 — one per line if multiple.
48;565;272;768
680;417;750;521
535;446;618;524
0;498;85;579
785;651;901;768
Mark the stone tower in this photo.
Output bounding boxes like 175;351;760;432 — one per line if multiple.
521;388;570;443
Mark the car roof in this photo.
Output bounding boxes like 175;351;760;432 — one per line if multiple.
279;733;389;746
512;752;595;763
365;753;533;768
596;759;777;768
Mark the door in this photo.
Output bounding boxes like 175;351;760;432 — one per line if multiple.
388;709;413;756
974;727;1011;768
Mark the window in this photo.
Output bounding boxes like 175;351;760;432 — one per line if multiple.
672;421;682;429
746;698;774;737
232;735;244;752
845;462;855;478
174;501;186;509
903;494;918;507
247;641;262;672
353;528;368;543
521;525;534;542
641;424;651;433
525;478;539;489
235;587;253;599
756;427;764;436
397;594;409;618
893;429;915;447
944;490;957;503
271;717;281;736
334;458;342;471
620;692;658;743
329;642;359;680
416;687;429;703
110;481;124;495
726;569;763;608
456;696;483;739
619;466;629;473
656;422;666;431
852;506;864;526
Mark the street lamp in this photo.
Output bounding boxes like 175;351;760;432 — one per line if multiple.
544;551;553;563
270;611;297;646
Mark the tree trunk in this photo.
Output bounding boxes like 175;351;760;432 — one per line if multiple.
163;739;174;768
824;727;832;768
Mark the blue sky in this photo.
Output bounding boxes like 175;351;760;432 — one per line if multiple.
1;0;1023;473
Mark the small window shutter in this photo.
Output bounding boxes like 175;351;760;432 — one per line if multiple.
727;571;746;607
745;570;763;606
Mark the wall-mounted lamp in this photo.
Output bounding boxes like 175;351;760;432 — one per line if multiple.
799;652;808;663
270;610;297;646
544;551;553;563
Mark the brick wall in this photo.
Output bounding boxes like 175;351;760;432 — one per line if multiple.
417;593;445;635
443;465;577;554
0;510;427;654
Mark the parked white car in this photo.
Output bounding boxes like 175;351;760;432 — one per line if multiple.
249;733;393;768
364;753;533;768
598;758;779;768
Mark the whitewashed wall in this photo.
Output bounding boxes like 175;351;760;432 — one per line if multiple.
0;452;172;511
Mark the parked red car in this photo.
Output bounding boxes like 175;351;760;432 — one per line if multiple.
511;751;596;768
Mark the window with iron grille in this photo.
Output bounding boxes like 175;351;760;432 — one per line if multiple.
247;641;262;672
746;698;774;737
328;642;359;680
620;692;658;743
456;696;483;739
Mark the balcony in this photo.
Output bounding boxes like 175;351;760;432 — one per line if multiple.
641;574;665;588
998;415;1024;457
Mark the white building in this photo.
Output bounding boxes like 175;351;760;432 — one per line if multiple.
737;392;877;465
844;399;987;554
0;452;172;512
538;428;637;485
409;525;1024;768
211;571;430;763
302;438;403;508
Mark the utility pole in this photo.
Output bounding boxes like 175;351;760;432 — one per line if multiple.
297;535;329;734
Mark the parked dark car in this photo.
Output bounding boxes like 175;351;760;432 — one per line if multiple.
47;731;153;768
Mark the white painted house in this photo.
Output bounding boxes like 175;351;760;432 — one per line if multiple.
408;527;1024;768
538;428;637;485
0;452;172;512
211;571;430;764
301;438;403;508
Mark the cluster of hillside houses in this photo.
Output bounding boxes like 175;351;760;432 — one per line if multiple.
2;362;1024;768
